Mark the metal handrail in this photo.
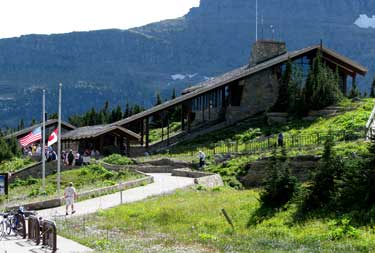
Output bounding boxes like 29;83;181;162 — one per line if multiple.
27;215;41;245
42;220;57;252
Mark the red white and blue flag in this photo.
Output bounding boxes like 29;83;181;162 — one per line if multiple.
19;127;42;147
47;128;58;147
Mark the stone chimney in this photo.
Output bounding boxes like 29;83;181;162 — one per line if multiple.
249;40;287;67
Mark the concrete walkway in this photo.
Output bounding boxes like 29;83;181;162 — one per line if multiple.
0;173;195;252
39;173;195;219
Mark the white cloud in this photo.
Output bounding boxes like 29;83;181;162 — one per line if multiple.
0;0;200;39
354;14;375;28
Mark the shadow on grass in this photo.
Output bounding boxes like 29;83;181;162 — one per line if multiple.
247;204;280;227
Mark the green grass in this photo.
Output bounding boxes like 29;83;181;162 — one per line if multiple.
57;188;375;252
169;98;373;156
149;122;181;143
102;154;134;165
0;157;35;173
7;164;143;206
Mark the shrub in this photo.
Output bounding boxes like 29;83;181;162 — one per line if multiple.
328;218;359;240
260;148;298;208
102;154;134;165
102;171;115;180
86;164;109;175
303;132;343;210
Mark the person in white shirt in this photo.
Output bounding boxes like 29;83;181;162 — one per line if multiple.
64;182;77;215
198;151;206;169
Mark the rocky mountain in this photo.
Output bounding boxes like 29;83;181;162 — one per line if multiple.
1;0;375;127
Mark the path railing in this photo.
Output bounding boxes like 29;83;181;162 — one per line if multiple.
167;129;366;156
27;215;57;252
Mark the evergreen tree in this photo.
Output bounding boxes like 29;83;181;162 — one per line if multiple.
303;131;343;210
172;88;177;100
155;92;162;106
349;80;360;98
30;118;36;126
49;113;58;119
274;59;292;112
0;137;12;162
18;119;25;131
305;51;343;110
260;147;298;208
370;78;375;98
124;102;130;118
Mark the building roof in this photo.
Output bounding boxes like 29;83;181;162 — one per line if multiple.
62;125;141;141
5;119;76;139
112;44;368;127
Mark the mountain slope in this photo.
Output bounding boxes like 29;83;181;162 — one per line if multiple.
1;0;374;127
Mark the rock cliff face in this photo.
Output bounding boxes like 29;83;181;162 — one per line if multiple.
1;0;375;127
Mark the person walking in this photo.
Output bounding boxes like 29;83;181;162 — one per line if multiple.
278;132;284;147
198;150;206;170
64;182;77;215
67;149;74;166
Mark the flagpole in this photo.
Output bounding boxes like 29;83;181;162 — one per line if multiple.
256;0;258;41
57;83;62;195
42;89;46;192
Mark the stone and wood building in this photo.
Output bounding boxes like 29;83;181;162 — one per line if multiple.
111;40;367;152
61;125;140;156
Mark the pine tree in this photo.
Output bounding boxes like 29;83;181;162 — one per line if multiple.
274;59;292;112
172;88;177;100
303;131;343;210
155;92;162;106
349;80;360;98
370;78;375;98
124;102;130;118
305;51;343;110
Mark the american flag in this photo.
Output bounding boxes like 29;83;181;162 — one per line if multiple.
19;127;42;147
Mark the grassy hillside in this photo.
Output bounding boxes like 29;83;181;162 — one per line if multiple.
168;98;373;155
57;188;375;252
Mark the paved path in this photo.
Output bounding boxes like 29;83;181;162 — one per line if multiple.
0;173;195;252
39;173;195;219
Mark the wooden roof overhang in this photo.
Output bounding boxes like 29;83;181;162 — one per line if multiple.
62;125;141;142
112;45;367;127
5;119;76;140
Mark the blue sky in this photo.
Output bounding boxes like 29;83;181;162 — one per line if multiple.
0;0;200;39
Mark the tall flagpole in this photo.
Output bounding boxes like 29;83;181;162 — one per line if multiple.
256;0;258;41
42;90;46;192
57;83;62;194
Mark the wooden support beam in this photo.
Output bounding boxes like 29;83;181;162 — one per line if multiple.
145;117;150;149
140;120;144;146
167;116;170;145
208;92;211;121
201;95;205;122
181;104;185;131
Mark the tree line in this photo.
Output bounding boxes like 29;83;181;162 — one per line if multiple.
274;50;370;115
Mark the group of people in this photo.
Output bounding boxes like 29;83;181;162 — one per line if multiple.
23;144;58;162
62;149;100;167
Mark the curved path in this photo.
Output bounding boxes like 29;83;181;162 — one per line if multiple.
0;173;195;252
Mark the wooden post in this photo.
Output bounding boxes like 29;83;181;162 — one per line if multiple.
202;95;205;122
181;104;185;131
161;113;164;142
126;138;130;156
167;116;170;145
140;120;144;146
208;93;211;121
145;117;150;149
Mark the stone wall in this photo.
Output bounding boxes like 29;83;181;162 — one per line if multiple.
10;161;78;183
226;68;279;123
172;169;224;188
239;155;320;187
249;40;287;66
